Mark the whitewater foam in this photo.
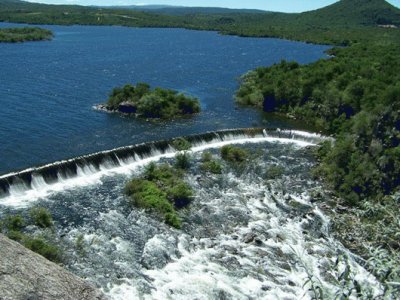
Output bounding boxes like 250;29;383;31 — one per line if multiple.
0;129;327;208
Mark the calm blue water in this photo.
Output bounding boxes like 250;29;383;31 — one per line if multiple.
0;23;330;174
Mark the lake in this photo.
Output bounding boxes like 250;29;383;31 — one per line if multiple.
0;22;329;174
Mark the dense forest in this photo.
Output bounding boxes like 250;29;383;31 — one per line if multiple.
0;0;399;45
234;0;400;278
104;83;200;119
237;44;400;205
0;26;52;42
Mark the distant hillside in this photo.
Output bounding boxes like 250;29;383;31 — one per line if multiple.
111;5;267;16
0;0;399;45
300;0;400;26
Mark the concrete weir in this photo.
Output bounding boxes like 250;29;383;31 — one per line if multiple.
0;128;329;204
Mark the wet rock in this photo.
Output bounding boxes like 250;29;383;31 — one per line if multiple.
221;256;241;270
254;238;263;246
261;285;271;291
288;280;296;286
279;262;292;271
0;234;105;300
288;199;312;212
389;240;400;250
222;245;239;255
242;232;256;244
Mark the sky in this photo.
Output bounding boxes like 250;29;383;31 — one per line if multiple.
23;0;400;13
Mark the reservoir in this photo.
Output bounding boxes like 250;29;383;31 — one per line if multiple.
0;23;329;174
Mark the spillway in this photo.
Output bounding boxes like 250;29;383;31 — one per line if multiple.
0;128;330;207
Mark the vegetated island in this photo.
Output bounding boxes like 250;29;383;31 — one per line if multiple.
0;27;53;42
96;83;200;120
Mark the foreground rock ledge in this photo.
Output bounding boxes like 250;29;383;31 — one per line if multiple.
0;234;106;300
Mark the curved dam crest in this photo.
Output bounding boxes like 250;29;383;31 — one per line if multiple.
0;128;330;207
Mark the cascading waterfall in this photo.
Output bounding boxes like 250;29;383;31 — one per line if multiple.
0;128;331;207
0;129;386;299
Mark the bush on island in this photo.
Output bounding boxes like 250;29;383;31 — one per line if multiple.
125;163;193;228
106;83;200;119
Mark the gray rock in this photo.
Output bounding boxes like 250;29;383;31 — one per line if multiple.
0;234;106;300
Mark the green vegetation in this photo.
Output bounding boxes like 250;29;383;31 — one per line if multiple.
0;26;53;43
264;165;285;180
29;207;53;228
0;208;62;263
2;214;25;231
124;162;193;228
1;0;399;46
200;151;223;174
105;83;200;119
23;236;61;263
174;152;191;170
172;137;192;151
221;145;248;163
236;44;400;207
232;0;400;286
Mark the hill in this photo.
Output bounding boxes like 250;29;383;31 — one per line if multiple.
300;0;400;26
0;0;399;45
104;5;267;15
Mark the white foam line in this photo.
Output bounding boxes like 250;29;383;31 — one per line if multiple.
191;136;314;152
0;136;315;207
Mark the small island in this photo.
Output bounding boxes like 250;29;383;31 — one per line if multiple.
97;83;201;120
0;27;53;43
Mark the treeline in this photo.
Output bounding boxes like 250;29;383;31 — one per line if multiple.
236;43;400;205
0;26;53;42
0;0;399;46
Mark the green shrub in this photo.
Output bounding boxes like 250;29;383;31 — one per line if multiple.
175;152;191;170
201;151;213;162
106;83;200;119
200;160;223;174
165;213;182;229
3;214;25;232
75;234;86;256
23;237;62;263
7;230;25;242
127;180;173;213
29;207;53;228
221;145;248;163
167;182;193;208
144;163;178;182
264;165;285;179
172;138;191;151
125;163;193;228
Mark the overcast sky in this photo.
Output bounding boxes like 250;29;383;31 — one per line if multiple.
24;0;400;13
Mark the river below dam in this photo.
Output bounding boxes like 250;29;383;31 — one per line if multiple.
0;130;382;299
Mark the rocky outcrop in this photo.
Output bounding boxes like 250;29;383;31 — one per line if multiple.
0;234;106;300
117;101;137;114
